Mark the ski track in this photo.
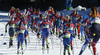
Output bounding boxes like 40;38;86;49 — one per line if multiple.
0;30;100;55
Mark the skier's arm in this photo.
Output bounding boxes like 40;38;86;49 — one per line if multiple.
25;29;29;37
15;27;19;37
5;22;9;33
59;33;63;38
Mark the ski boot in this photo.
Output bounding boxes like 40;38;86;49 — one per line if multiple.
17;49;20;54
78;36;80;40
21;45;24;54
88;42;91;49
63;51;66;55
9;43;13;48
71;45;73;50
46;43;49;49
42;46;45;50
22;52;24;54
25;42;27;47
81;36;84;41
68;53;70;55
42;46;45;54
47;43;49;53
79;51;82;55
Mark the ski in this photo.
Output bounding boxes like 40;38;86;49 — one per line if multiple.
89;46;93;55
7;46;14;49
42;47;49;54
42;47;45;54
22;45;27;55
47;48;49;54
72;49;74;55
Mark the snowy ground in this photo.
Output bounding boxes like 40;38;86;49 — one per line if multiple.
0;10;100;55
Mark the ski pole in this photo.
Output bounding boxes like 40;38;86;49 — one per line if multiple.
72;38;74;55
89;46;93;55
75;28;78;49
75;35;78;49
28;34;30;44
1;32;6;46
35;37;38;50
51;34;54;49
27;29;30;45
60;37;62;55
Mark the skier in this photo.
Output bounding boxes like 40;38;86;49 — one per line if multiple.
39;16;52;51
9;6;15;16
20;14;29;46
59;27;71;55
64;19;76;50
89;7;100;55
55;12;61;36
14;10;22;25
16;22;28;54
77;16;84;40
79;22;92;55
5;17;16;47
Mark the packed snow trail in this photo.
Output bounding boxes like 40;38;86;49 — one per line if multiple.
0;10;100;55
0;22;100;55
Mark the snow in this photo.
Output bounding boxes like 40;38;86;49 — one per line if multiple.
0;9;100;55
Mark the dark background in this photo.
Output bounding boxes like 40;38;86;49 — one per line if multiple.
0;0;100;11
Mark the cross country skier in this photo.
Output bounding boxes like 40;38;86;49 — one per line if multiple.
52;10;58;34
64;19;76;50
89;7;100;55
9;6;15;16
55;12;61;36
14;10;22;25
20;14;29;47
5;17;16;48
77;16;84;40
79;21;92;55
36;14;44;38
59;27;71;55
63;15;70;28
39;16;52;51
16;22;28;54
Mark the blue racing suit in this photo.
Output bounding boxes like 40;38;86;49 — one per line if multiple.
40;20;52;46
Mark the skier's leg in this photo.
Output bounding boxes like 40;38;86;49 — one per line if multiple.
70;35;73;50
66;38;71;55
92;37;99;55
21;34;24;50
10;28;14;46
17;34;21;54
46;30;49;48
24;34;27;46
9;37;14;47
79;38;90;55
63;38;67;55
42;31;45;47
9;28;14;47
17;34;21;49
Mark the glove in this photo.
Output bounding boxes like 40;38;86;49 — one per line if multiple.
26;35;28;38
15;35;17;37
73;33;75;36
50;31;53;35
5;30;7;33
88;42;91;49
37;32;40;36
